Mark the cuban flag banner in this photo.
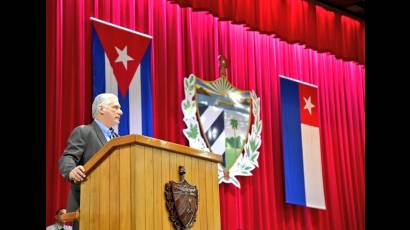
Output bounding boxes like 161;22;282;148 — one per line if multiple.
91;17;153;136
279;75;326;210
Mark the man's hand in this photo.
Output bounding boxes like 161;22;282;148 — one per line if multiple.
69;166;86;183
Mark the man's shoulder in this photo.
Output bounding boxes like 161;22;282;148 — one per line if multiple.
66;122;98;141
45;224;55;230
72;122;96;133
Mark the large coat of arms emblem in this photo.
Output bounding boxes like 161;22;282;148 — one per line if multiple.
181;56;262;188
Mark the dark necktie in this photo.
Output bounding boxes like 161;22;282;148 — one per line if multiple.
109;128;117;139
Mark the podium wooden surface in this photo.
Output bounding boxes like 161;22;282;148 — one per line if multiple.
78;134;222;230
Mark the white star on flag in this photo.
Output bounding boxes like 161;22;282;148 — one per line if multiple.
115;46;134;70
303;96;315;115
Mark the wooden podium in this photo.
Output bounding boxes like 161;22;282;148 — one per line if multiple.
76;134;222;230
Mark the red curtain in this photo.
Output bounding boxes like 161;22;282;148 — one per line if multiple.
46;0;365;229
169;0;365;65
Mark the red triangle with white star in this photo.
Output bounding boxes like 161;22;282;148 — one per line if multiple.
92;18;151;96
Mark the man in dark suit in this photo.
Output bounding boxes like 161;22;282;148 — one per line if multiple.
59;93;122;230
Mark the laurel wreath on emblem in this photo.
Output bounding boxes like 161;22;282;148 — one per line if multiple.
181;74;262;188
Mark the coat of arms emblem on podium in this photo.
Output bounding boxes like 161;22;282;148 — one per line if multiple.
181;55;262;188
165;166;198;230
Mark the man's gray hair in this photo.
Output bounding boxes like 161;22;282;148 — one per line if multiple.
92;93;118;118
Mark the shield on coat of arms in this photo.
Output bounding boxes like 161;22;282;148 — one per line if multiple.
195;77;252;171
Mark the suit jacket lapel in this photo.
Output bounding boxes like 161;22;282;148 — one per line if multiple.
91;121;107;145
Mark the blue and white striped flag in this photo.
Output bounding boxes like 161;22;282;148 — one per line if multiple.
280;75;326;210
91;17;153;136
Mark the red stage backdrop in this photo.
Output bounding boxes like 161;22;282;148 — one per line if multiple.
46;0;365;229
169;0;365;64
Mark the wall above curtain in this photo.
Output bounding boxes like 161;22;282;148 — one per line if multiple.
168;0;365;64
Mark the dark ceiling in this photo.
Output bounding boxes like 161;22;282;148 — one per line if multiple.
315;0;365;19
